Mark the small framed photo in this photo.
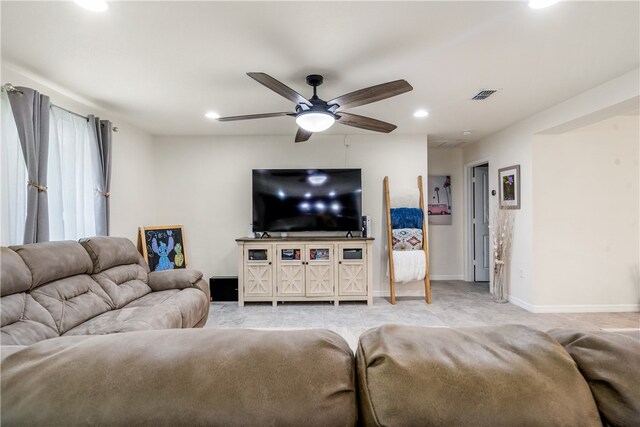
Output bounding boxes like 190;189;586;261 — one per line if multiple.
498;165;521;209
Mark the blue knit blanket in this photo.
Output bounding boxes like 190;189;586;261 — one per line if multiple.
390;208;423;229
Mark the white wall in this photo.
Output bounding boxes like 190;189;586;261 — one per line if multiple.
533;115;639;312
152;134;428;296
463;68;639;312
1;64;156;244
427;147;464;279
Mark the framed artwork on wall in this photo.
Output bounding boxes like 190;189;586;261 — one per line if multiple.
498;165;521;209
138;225;188;271
427;175;452;225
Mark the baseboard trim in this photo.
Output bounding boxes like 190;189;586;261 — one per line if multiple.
507;295;535;311
373;290;425;297
508;295;639;313
430;275;464;281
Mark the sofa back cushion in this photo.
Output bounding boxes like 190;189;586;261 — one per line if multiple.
548;329;640;426
80;236;149;274
30;275;113;334
8;241;114;335
1;293;59;345
79;237;152;308
1;247;58;345
356;324;601;427
10;241;92;289
1;247;32;297
1;329;356;427
92;264;151;308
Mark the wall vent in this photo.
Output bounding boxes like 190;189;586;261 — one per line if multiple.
472;89;498;100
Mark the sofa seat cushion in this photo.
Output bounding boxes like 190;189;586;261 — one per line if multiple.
124;289;180;306
30;274;112;335
1;329;356;427
356;324;601;427
548;329;640;426
0;293;58;346
125;288;209;328
63;305;183;336
92;264;151;309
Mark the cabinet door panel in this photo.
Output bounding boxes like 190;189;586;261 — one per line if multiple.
245;264;272;297
306;264;333;296
338;244;367;296
338;263;366;295
276;244;305;296
305;244;334;297
278;264;305;296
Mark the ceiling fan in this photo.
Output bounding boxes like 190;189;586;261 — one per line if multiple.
217;73;413;142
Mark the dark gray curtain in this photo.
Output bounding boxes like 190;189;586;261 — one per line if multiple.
7;87;50;244
89;116;112;236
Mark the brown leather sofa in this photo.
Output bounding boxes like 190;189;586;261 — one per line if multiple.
0;236;210;346
1;324;638;426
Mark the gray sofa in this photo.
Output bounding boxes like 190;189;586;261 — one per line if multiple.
1;236;209;346
1;324;638;426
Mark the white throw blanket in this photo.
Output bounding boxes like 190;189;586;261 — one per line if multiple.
389;188;421;208
392;250;426;283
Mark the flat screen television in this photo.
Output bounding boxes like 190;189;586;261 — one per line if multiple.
252;169;362;232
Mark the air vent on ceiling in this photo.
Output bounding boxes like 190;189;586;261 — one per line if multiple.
472;89;498;100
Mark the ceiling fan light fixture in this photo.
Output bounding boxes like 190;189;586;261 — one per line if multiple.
296;111;335;133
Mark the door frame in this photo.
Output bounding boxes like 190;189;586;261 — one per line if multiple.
464;158;490;282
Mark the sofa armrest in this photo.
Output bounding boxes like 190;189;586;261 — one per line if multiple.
148;269;206;294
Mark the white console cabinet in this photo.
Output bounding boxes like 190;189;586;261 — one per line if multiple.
236;237;374;306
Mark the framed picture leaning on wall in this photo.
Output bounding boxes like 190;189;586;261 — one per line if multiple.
498;165;521;209
138;225;188;271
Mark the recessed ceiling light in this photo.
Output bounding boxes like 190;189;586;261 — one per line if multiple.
413;110;429;118
74;0;109;12
462;130;472;136
204;111;220;119
528;0;559;9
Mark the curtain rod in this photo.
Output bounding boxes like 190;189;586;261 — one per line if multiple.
2;83;119;132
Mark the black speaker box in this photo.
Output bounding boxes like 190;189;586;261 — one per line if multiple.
209;276;238;302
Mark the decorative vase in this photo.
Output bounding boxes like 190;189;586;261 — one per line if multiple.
493;260;508;303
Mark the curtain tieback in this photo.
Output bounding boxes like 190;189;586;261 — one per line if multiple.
28;181;47;192
95;189;110;198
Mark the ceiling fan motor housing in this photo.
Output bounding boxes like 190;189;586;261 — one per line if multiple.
306;74;324;87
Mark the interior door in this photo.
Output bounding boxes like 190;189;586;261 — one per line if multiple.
473;166;490;282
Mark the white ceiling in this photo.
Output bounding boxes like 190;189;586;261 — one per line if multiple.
2;1;638;143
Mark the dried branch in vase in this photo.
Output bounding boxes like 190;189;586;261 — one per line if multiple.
490;204;514;302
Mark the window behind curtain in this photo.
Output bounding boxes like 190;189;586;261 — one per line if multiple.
48;106;100;241
0;92;28;245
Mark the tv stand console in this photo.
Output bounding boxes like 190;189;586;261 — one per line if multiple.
236;237;374;307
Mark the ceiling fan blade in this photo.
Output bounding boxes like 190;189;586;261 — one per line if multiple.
328;80;413;110
295;128;313;143
335;112;397;133
247;72;310;106
217;112;294;122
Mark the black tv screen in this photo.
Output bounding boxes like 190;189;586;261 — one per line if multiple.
253;169;362;232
